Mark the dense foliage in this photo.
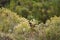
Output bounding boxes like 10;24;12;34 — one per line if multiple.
0;0;60;40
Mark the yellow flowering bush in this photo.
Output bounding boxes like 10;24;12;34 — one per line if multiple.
14;18;30;33
45;16;60;40
0;8;21;33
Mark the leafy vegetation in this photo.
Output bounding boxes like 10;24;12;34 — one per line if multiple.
0;0;60;40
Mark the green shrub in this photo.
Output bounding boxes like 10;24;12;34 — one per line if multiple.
45;16;60;40
0;8;21;33
13;18;30;34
